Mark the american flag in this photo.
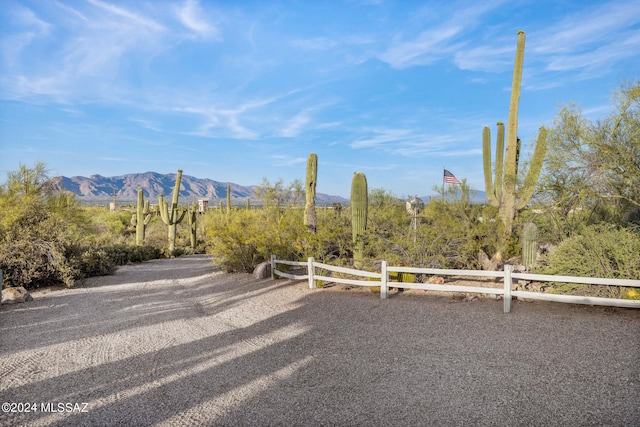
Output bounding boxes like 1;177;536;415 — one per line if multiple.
443;169;461;184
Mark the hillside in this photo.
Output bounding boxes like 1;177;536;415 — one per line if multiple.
50;172;348;206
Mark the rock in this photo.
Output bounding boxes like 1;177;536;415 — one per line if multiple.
253;261;272;279
2;287;33;304
478;250;502;271
428;276;445;284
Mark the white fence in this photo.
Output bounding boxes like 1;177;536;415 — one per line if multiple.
270;255;640;313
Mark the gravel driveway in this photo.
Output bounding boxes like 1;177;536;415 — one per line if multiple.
1;254;639;426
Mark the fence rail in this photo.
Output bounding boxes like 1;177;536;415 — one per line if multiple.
270;255;640;313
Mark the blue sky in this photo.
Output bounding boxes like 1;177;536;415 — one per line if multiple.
1;0;639;198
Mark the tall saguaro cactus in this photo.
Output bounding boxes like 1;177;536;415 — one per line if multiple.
304;153;318;234
482;30;547;234
131;188;152;246
158;169;187;255
351;172;368;268
226;184;231;216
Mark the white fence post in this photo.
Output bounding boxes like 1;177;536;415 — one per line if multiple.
270;254;276;280
308;257;315;289
381;261;388;299
504;264;512;313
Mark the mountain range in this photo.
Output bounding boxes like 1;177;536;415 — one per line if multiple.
50;172;349;206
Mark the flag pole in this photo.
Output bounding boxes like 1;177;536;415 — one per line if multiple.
442;166;445;200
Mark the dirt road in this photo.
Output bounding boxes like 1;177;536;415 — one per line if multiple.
1;255;639;426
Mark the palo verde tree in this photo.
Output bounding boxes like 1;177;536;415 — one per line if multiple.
538;80;640;230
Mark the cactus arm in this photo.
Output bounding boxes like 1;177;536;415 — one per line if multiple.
175;209;187;224
158;194;170;224
304;153;318;233
495;122;505;202
482;126;499;207
143;200;152;225
516;127;548;210
171;170;183;212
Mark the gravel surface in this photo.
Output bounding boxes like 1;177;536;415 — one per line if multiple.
1;254;639;426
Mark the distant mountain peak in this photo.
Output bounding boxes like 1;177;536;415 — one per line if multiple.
52;172;348;205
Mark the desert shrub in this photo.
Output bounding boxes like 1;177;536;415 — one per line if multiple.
293;207;352;263
366;186;501;270
0;197;163;289
128;245;163;262
70;245;117;278
90;208;135;244
541;224;640;279
205;207;306;273
540;224;640;297
66;243;162;279
0;198;79;288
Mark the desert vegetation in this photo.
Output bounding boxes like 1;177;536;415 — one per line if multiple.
1;76;638;297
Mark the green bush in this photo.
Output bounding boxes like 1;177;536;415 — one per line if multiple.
73;245;117;278
0;198;78;288
541;224;640;297
204;207;305;273
541;224;640;279
365;188;501;270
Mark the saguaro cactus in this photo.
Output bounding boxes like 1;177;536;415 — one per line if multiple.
187;203;197;250
521;222;538;271
351;172;368;268
131;189;152;246
304;153;318;234
158;169;187;255
226;184;231;216
482;30;547;234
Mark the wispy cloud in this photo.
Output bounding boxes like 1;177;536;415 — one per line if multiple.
351;128;413;148
1;1;169;102
454;43;513;73
350;127;478;159
175;0;220;40
378;1;504;69
1;6;52;66
179;101;266;140
534;1;640;55
533;1;640;76
87;0;164;31
280;111;312;137
270;154;307;167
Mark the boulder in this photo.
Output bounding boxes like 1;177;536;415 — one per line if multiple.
253;261;272;279
2;287;34;304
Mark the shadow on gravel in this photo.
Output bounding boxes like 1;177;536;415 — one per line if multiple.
1;255;639;426
0;255;278;354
